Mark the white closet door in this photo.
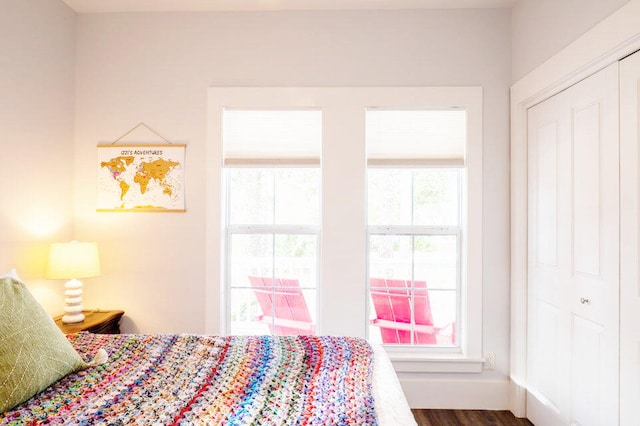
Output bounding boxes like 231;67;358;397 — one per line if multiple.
620;50;640;426
527;63;620;426
527;88;572;426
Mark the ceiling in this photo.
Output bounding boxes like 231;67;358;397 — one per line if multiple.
62;0;516;13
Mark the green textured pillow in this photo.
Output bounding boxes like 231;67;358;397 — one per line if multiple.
0;276;87;413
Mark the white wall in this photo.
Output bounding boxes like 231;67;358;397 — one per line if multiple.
0;0;76;314
73;9;512;385
511;0;630;82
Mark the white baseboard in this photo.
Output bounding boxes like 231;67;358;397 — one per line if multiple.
526;392;565;426
509;378;527;417
399;376;511;410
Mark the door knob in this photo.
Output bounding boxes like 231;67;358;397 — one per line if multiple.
579;297;590;305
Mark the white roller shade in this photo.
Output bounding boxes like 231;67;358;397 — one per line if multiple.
366;109;466;166
223;109;321;166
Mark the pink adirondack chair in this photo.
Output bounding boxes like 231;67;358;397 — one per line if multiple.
369;278;455;345
369;278;411;343
248;276;316;336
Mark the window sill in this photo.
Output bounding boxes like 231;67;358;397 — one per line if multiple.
386;349;485;373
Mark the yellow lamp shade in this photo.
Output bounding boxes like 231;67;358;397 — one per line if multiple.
46;241;101;280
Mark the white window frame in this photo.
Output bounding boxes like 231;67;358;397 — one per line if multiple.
206;87;483;373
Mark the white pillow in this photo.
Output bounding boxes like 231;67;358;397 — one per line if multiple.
1;268;22;281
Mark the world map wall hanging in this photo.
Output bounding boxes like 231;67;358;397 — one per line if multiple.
97;143;186;212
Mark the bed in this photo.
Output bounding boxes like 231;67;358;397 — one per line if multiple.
0;276;416;425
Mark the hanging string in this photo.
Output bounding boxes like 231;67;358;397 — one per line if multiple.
110;122;174;145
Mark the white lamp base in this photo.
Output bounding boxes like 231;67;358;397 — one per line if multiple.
62;278;85;324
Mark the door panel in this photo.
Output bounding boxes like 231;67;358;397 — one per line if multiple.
537;121;559;267
535;300;561;408
619;49;640;426
528;63;619;426
572;102;601;277
528;90;572;426
571;314;604;426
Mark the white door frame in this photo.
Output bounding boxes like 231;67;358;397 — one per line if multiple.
509;0;640;417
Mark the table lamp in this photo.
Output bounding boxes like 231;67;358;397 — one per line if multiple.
46;241;101;324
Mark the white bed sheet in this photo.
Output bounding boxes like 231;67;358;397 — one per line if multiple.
372;344;417;426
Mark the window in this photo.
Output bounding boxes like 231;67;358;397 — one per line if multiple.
368;168;462;347
208;87;482;370
366;109;465;348
223;109;321;336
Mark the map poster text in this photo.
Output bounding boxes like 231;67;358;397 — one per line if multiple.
97;144;186;212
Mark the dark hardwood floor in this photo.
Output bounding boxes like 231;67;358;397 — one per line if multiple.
411;409;534;426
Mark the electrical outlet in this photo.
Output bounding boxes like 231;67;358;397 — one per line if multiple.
484;352;496;370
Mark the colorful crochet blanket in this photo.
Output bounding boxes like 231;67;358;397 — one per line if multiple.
1;333;377;425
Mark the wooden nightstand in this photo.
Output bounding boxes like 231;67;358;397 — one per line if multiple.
54;310;124;334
